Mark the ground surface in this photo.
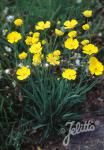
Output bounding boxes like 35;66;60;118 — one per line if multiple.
22;82;104;150
24;117;104;150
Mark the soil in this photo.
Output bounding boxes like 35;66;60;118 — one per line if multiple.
22;119;104;150
22;81;104;150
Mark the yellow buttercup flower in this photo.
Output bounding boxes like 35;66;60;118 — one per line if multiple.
82;44;98;55
25;37;39;46
46;50;61;66
29;31;33;35
32;37;39;44
81;39;89;46
64;38;79;50
25;36;33;45
18;52;27;60
29;42;42;54
64;19;78;29
14;18;23;26
33;32;40;38
88;56;98;64
32;32;40;44
83;10;93;18
82;24;90;30
62;69;77;80
35;21;51;30
88;57;103;75
25;32;40;45
55;29;64;36
32;53;43;66
46;54;60;66
53;50;61;56
68;30;77;38
7;31;22;44
16;66;30;80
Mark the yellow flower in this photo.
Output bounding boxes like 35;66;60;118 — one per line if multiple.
62;69;77;80
35;21;51;30
18;52;27;60
14;18;23;26
25;32;40;45
68;30;77;38
88;57;103;75
82;24;90;30
25;36;33;45
32;37;39;44
29;31;33;35
33;32;40;38
25;36;39;46
16;66;30;80
64;38;79;50
82;44;98;55
83;10;93;18
64;19;78;29
55;29;64;36
32;53;43;66
42;40;47;45
29;42;42;54
81;39;89;46
46;50;61;66
53;50;61;56
7;31;22;44
32;32;40;44
88;56;98;64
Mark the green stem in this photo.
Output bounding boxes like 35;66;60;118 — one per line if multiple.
13;44;18;67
